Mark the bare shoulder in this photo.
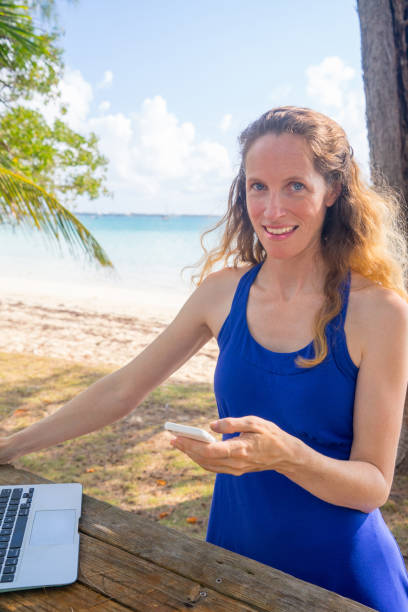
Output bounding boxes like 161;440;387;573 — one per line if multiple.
202;262;253;289
349;272;408;346
200;263;255;339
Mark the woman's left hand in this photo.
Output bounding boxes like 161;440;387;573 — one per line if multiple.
170;416;298;476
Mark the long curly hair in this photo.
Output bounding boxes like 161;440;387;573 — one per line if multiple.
183;106;408;368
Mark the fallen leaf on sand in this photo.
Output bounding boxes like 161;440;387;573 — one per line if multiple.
13;408;28;416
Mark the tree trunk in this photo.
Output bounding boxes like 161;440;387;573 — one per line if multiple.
357;0;408;467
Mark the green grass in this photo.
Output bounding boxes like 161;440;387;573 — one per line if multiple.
1;351;408;553
0;351;217;539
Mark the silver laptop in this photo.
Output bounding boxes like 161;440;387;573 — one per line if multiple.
0;482;82;591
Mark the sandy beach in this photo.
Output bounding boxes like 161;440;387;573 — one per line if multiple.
0;277;219;384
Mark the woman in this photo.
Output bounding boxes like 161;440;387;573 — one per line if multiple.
1;106;408;609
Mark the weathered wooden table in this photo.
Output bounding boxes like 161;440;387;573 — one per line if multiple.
0;465;377;611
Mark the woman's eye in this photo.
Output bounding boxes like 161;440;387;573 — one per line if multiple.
291;182;305;192
250;182;265;191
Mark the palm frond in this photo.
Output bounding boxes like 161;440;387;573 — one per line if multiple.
0;1;50;66
0;165;113;267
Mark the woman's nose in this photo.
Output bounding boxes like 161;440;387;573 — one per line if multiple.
264;192;285;219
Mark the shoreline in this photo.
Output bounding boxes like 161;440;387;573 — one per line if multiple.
0;275;192;320
0;279;218;385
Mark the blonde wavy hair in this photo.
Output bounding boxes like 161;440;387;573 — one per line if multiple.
183;106;408;368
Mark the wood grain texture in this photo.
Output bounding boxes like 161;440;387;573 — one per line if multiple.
0;465;376;611
78;497;374;611
0;581;130;611
78;532;261;611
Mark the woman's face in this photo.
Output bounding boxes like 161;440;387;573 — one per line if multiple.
245;132;337;261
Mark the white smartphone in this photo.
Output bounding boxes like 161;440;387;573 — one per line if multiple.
164;421;216;443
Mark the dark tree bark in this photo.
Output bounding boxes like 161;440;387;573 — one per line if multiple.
357;0;408;467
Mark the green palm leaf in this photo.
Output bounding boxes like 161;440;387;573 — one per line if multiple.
0;165;113;267
0;2;45;67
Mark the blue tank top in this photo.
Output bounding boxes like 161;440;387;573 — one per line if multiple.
206;261;408;611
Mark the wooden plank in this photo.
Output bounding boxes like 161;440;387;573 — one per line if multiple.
0;466;376;612
79;495;376;611
79;532;264;611
0;581;129;610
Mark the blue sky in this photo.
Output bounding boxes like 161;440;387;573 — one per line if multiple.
47;0;366;215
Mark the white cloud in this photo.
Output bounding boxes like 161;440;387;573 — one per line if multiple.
59;69;93;129
124;95;233;201
305;56;369;175
23;68;93;131
306;56;355;108
98;70;113;89
219;113;232;132
21;68;233;213
88;113;134;181
98;100;111;113
131;96;196;179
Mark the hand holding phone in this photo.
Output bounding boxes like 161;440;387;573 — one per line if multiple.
164;421;216;444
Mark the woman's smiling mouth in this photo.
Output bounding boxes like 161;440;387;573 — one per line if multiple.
263;225;298;239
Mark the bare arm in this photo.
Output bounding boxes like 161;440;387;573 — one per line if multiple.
266;286;408;512
171;286;408;514
0;274;217;463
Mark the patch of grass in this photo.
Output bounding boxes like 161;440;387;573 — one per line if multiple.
0;351;216;540
3;351;408;553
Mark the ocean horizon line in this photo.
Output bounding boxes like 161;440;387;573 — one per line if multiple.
76;212;223;218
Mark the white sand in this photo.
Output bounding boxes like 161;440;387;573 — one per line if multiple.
0;275;219;384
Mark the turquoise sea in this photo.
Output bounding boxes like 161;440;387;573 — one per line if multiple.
0;214;223;299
